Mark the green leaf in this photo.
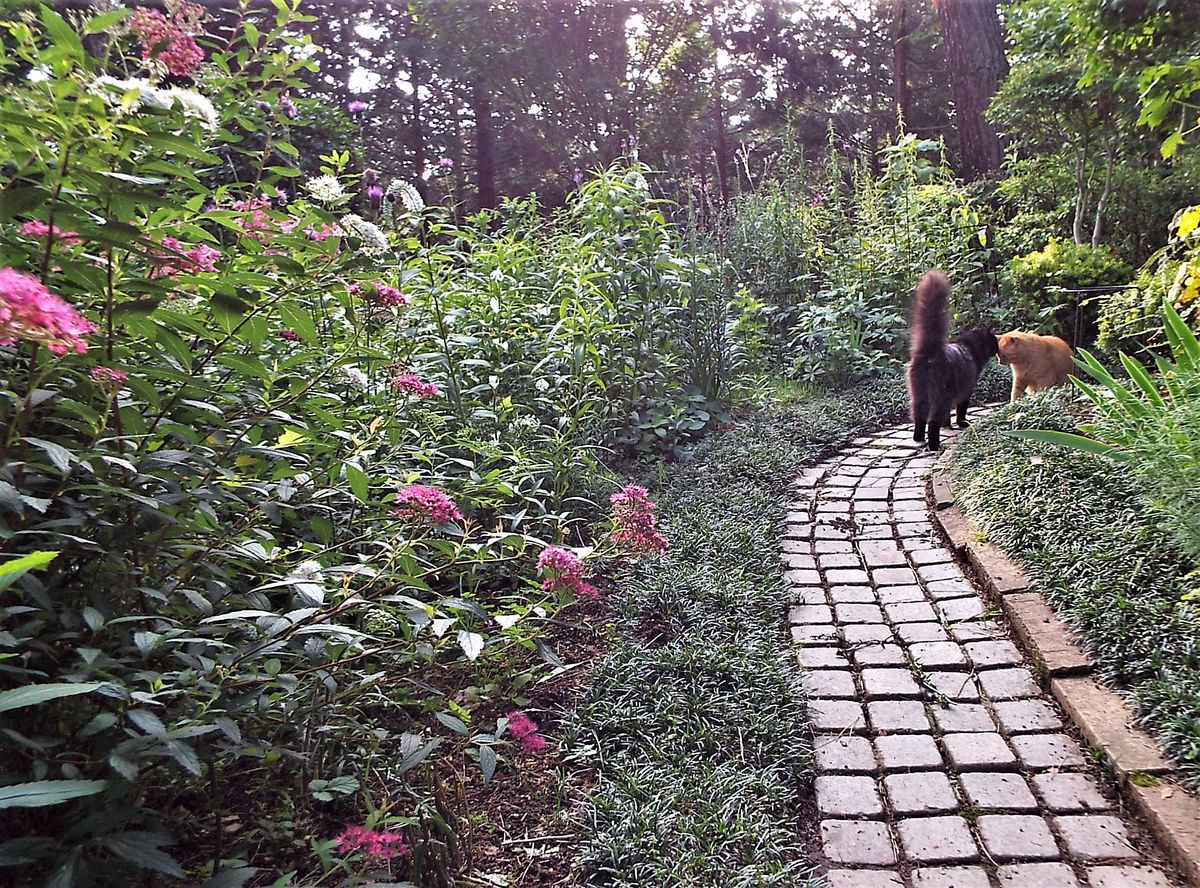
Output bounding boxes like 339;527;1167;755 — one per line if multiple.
344;463;368;503
1004;430;1132;461
0;550;57;591
435;711;469;735
478;744;497;783
0;186;48;220
0;682;104;715
22;437;74;475
39;7;85;59
279;304;317;343
0;780;107;809
84;8;130;35
100;832;183;878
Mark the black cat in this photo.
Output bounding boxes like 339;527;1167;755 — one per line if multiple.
906;271;997;451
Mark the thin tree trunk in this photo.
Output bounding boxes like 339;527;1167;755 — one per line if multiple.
470;80;496;210
1091;143;1116;248
710;4;730;203
936;0;1008;180
1072;149;1088;246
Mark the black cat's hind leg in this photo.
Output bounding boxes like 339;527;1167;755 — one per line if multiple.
927;409;951;451
956;401;970;428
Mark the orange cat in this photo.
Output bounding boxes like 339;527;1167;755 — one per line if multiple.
997;331;1075;402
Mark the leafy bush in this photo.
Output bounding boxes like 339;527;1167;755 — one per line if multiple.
0;6;708;884
1098;205;1200;354
719;133;1000;385
949;392;1200;785
1005;238;1133;340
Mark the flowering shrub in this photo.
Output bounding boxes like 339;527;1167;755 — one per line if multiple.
0;5;693;885
610;484;670;554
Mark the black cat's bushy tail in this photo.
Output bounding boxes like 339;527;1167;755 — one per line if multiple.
910;271;950;362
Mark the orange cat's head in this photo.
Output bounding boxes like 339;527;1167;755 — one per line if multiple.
996;330;1027;366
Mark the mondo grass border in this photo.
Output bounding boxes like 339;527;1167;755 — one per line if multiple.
946;390;1200;790
567;371;1004;887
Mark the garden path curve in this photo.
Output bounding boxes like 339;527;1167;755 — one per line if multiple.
786;417;1179;888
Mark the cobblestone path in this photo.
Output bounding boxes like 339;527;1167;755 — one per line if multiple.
786;421;1177;888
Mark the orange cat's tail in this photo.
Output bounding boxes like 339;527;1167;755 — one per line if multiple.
910;271;950;362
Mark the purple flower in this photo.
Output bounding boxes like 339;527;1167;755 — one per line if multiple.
347;100;369;114
572;167;584;186
367;184;384;202
437;156;454;169
363;168;379;184
276;188;289;206
280;93;298;120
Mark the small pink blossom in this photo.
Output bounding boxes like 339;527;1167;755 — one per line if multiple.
536;546;598;599
347;100;369;114
334;825;410;862
393;484;462;525
231;196;275;240
0;267;94;355
280;329;301;342
371;283;408;307
390;373;440;397
438;156;454;169
89;366;128;390
17;221;81;246
147;237;220;279
367;184;384;201
505;710;547;753
610;484;668;554
306;222;340;242
129;7;204;77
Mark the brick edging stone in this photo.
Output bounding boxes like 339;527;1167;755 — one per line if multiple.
929;459;1200;887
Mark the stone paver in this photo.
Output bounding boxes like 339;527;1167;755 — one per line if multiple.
996;863;1081;887
787;423;1170;885
817;775;885;817
977;814;1059;861
959;771;1038;811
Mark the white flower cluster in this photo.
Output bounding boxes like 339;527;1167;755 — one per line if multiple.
388;180;425;213
534;378;551;393
512;415;538;430
305;175;345;203
339;213;390;255
92;76;219;131
289;559;325;607
338;365;369;391
624;170;650;194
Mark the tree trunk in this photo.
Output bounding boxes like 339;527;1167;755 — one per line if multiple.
469;81;497;210
936;0;1008;180
1091;143;1116;248
1072;147;1088;246
892;0;911;130
710;5;731;203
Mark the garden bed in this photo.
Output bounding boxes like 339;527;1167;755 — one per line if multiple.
567;376;914;886
947;390;1200;787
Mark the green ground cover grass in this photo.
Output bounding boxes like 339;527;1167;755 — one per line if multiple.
949;391;1200;786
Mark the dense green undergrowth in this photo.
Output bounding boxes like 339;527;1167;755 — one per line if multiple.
949;391;1200;786
569;377;926;887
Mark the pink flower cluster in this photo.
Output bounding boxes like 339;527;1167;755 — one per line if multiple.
505;711;547;754
610;484;669;555
231;196;276;241
279;329;301;342
393;484;462;525
390;373;440;398
90;366;128;389
536;546;599;600
0;268;94;355
148;237;220;278
306;222;339;242
334;825;410;862
17;221;81;246
372;283;408;307
129;6;205;78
